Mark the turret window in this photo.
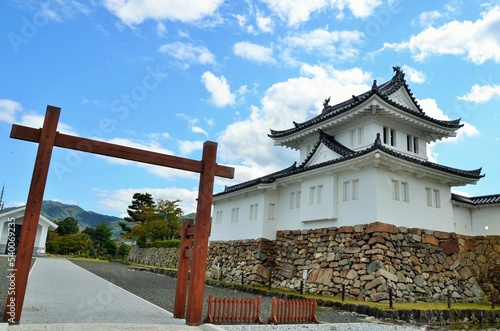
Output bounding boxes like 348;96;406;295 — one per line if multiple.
407;135;419;154
392;180;409;202
342;179;359;201
383;127;396;146
289;191;301;209
249;204;258;220
215;211;223;225
231;208;239;223
426;188;440;208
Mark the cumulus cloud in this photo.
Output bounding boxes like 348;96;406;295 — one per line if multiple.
420;98;480;142
0;104;76;135
216;65;372;184
256;12;273;32
102;0;223;25
0;99;22;123
261;0;383;26
201;71;236;107
156;22;167;37
88;136;198;181
382;6;500;64
458;84;500;104
158;42;216;67
415;10;442;27
177;140;204;156
402;65;425;84
95;186;200;215
233;42;275;64
283;28;363;61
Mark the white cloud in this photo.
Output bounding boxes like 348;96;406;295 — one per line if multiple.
88;136;198;180
158;42;216;67
283;28;363;61
156;22;167;37
200;71;236;107
416;10;442;27
346;0;383;18
216;65;372;184
95;186;200;215
102;0;223;25
191;126;208;136
0;99;22;123
11;111;76;135
233;42;275;64
256;12;273;33
382;6;500;64
419;98;480;144
261;0;383;26
458;84;500;104
178;140;204;156
261;0;326;26
402;65;425;84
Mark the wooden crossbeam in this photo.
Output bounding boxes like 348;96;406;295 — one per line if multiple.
10;124;234;179
4;106;234;326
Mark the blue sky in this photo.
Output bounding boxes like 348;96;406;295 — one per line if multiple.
1;0;499;218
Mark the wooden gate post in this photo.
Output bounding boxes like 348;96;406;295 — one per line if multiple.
4;105;234;325
3;106;60;324
173;219;194;318
185;141;217;326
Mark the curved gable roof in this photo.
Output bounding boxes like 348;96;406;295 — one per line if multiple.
216;134;483;196
299;130;354;167
269;66;462;139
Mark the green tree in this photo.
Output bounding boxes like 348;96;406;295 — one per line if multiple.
55;217;79;236
155;198;183;240
46;232;92;255
122;195;184;243
124;192;156;223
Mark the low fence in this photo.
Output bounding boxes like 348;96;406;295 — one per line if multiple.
268;297;319;325
205;295;263;324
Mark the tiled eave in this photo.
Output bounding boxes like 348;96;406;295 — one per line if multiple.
270;94;460;149
214;142;483;198
269;67;462;144
452;193;500;207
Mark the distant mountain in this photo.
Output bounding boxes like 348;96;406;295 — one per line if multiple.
2;200;124;237
1;201;197;238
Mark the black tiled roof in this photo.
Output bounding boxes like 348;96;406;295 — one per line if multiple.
452;193;500;206
299;131;354;167
269;66;463;139
216;136;484;196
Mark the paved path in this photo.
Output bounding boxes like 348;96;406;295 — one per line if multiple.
10;257;202;330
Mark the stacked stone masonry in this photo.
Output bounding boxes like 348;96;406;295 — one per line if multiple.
127;221;500;304
206;222;500;303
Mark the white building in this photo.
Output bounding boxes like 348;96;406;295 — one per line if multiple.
211;66;500;241
0;206;58;256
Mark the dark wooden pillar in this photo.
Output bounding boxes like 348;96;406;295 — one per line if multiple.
185;142;217;325
3;106;60;324
173;219;194;318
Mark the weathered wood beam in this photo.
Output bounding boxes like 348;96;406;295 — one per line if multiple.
10;124;234;179
186;141;217;326
3;106;60;324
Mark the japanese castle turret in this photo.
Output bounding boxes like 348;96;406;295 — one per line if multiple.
211;66;499;241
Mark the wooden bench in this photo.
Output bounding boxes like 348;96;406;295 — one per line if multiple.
268;297;319;325
204;295;263;324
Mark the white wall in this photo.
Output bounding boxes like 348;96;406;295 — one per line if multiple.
336;168;377;227
211;191;266;241
374;169;455;232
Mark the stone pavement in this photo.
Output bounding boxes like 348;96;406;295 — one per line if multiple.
2;257;217;331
